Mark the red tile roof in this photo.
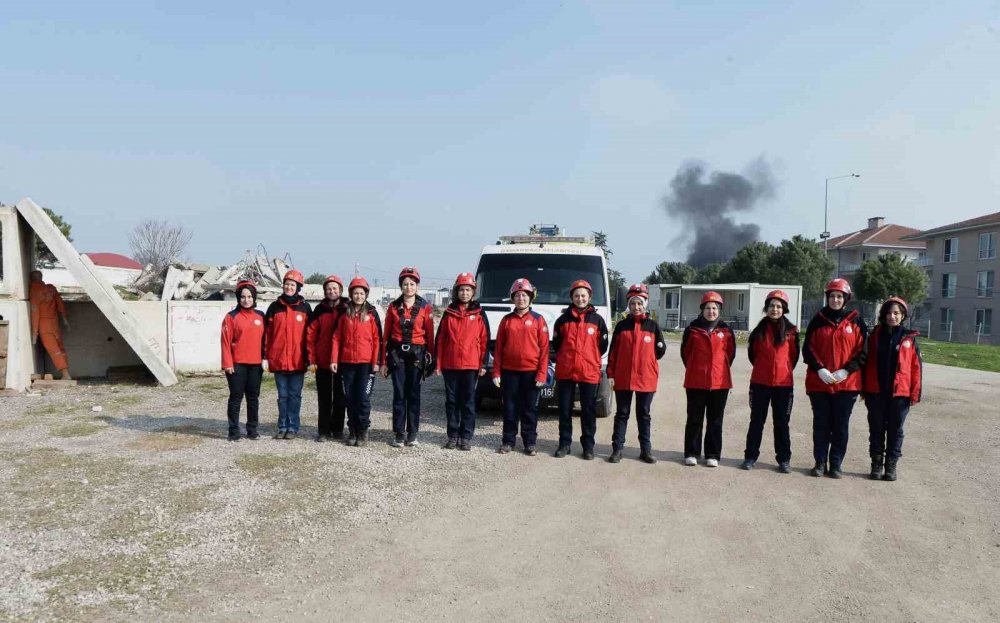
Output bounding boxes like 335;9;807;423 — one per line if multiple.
902;211;1000;240
826;224;925;249
84;252;144;270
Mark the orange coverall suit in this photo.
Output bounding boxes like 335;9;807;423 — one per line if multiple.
29;281;69;370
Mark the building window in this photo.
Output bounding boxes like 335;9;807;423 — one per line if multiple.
943;237;959;263
940;308;954;333
975;309;992;336
980;232;996;260
737;292;745;312
941;273;957;298
663;291;679;309
861;252;870;262
977;271;994;298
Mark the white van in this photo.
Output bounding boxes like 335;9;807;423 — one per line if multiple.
474;226;615;417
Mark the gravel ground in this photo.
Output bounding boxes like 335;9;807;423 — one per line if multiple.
2;351;999;622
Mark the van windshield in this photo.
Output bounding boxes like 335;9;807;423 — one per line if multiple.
476;253;607;306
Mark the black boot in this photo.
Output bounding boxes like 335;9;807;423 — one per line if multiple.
810;461;825;477
639;450;656;464
357;429;368;447
869;454;884;480
827;463;843;479
346;427;358;446
608;448;622;463
883;458;898;481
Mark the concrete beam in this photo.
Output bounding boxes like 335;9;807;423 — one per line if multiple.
15;197;178;387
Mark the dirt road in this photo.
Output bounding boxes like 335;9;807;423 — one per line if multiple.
3;350;998;622
216;354;1000;622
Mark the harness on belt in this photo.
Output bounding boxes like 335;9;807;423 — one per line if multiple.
396;297;426;350
388;297;431;373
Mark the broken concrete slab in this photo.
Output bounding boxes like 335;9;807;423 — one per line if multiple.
15;198;178;387
31;379;78;388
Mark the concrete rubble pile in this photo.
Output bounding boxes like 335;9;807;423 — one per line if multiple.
136;245;321;301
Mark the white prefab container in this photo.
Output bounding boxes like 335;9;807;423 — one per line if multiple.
654;283;803;331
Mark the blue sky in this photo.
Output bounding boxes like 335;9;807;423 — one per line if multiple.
2;1;998;289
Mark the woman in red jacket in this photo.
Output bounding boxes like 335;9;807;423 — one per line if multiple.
553;279;610;460
264;270;312;440
741;290;800;473
306;275;347;442
381;267;436;447
862;296;922;482
606;284;666;464
493;278;549;456
802;278;868;478
331;277;382;447
220;280;265;441
681;291;736;467
434;272;489;451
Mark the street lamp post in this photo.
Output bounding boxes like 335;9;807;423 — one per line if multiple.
822;173;860;253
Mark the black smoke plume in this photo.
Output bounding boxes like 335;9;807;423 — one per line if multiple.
663;158;776;267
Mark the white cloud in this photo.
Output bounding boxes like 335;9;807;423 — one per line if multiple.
586;74;675;126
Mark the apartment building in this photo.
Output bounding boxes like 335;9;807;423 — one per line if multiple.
825;216;925;279
902;211;1000;344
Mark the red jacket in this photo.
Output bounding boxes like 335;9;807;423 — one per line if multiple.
264;296;311;372
492;309;550;383
331;304;382;366
306;298;347;368
552;305;609;384
607;314;666;392
862;325;922;403
803;308;868;394
221;307;265;368
435;301;489;371
747;318;800;387
681;318;736;390
380;295;435;366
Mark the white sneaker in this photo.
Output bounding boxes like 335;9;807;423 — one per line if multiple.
706;458;719;468
684;456;697;466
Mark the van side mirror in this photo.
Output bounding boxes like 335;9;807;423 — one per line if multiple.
614;285;628;314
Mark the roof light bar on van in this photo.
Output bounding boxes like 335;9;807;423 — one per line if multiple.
498;235;592;245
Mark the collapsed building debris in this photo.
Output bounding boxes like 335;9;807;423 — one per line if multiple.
144;245;323;301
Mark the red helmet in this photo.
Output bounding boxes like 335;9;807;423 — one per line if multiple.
348;276;370;294
398;266;421;285
765;289;790;311
570;279;593;296
626;283;649;300
509;278;536;300
880;295;909;318
700;291;724;307
235;280;257;297
323;275;344;290
283;269;305;287
825;278;852;302
454;272;477;291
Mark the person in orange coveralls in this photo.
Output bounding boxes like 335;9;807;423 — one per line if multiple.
28;270;71;379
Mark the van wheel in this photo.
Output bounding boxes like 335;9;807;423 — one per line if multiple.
596;389;613;418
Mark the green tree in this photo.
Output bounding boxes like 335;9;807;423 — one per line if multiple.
766;235;836;299
305;272;326;285
718;241;775;283
644;261;695;284
693;263;723;284
593;230;627;294
853;253;928;307
35;207;73;265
